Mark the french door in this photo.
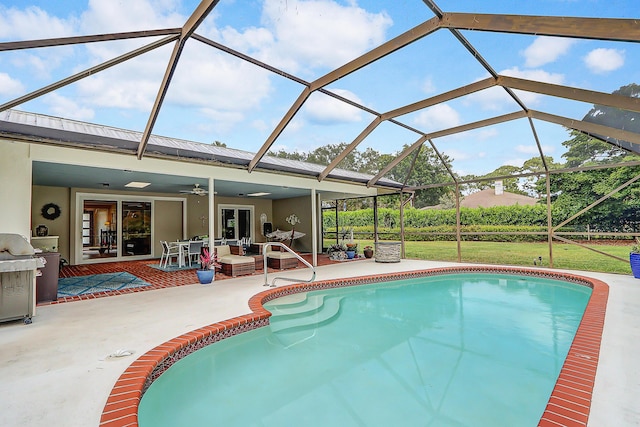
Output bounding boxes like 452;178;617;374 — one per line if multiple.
219;205;253;241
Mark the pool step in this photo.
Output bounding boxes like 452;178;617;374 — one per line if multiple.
266;293;327;317
269;295;343;333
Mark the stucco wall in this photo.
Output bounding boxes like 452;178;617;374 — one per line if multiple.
0;140;32;238
32;185;71;261
272;196;312;252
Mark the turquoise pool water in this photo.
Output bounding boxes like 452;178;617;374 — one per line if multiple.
139;273;591;427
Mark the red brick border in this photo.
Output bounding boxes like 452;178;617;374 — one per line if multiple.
99;266;608;427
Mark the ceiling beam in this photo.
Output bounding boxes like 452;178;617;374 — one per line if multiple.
441;13;640;42
249;16;443;172
498;76;640;113
311;16;442;91
383;77;496;119
368;135;428;187
317;117;383;182
427;110;527;140
530;110;640;148
248;88;312;172
0;28;181;52
0;35;179;113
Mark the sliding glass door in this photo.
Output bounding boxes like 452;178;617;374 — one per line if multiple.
79;195;158;263
122;201;152;257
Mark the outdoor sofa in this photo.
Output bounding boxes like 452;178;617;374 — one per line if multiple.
215;245;255;277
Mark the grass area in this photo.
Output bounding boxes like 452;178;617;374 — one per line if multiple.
324;239;633;275
405;241;633;275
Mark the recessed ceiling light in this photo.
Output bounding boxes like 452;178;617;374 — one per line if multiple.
247;192;271;197
125;181;151;188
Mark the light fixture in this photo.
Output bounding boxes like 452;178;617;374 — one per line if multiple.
247;192;271;197
125;181;151;188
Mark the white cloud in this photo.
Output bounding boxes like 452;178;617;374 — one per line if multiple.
44;93;95;121
303;89;363;124
583;48;625;74
69;3;273;121
78;0;185;34
515;144;555;155
0;73;25;96
476;128;498;141
522;37;576;68
198;109;245;134
0;5;75;39
422;76;436;95
414;104;461;132
466;67;565;110
259;0;393;73
515;144;540;155
504;157;527;167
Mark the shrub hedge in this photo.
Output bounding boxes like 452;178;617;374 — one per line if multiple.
322;205;583;243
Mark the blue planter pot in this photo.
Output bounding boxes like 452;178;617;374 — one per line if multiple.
346;250;355;259
196;269;214;284
630;253;640;279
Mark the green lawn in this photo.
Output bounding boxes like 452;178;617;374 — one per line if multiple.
325;239;634;275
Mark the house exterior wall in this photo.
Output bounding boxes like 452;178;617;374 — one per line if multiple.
272;196;312;253
1;139;379;263
32;185;71;261
0;140;32;238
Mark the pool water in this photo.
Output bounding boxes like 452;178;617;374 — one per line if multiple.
139;273;591;427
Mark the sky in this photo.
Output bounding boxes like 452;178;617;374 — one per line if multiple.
0;0;638;178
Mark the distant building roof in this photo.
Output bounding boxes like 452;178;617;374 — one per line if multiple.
461;188;538;208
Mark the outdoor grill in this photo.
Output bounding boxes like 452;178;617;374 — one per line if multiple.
0;234;45;324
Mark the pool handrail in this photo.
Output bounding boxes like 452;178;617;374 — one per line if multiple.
262;242;316;287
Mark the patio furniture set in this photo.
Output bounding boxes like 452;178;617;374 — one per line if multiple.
159;240;299;277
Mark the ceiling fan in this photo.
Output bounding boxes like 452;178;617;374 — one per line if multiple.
180;183;208;196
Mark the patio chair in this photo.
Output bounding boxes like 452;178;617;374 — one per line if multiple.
160;240;180;268
186;240;205;267
265;245;298;270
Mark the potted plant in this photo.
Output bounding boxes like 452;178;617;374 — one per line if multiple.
196;247;220;284
630;241;640;279
363;245;374;258
345;242;358;259
328;243;347;260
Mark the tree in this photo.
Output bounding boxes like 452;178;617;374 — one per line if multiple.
582;83;640;156
547;83;640;230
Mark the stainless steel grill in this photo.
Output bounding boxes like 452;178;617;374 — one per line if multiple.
0;234;44;324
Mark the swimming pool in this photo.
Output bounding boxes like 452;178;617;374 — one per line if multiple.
99;266;608;427
137;271;592;426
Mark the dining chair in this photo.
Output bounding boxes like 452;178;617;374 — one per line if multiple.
160;240;180;268
187;240;205;267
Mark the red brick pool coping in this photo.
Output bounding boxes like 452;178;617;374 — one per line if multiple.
99;266;608;427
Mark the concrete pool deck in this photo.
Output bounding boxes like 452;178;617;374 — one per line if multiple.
0;259;639;426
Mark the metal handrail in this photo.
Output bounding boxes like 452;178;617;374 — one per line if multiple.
262;242;316;288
